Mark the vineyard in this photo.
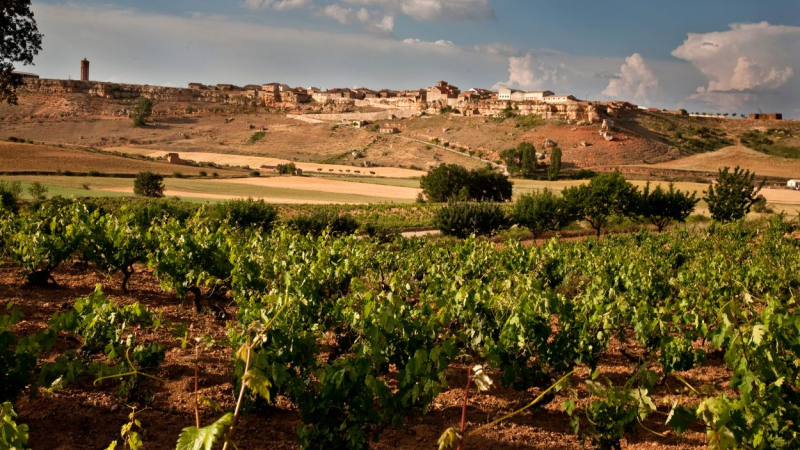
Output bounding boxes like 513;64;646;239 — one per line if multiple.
1;199;799;449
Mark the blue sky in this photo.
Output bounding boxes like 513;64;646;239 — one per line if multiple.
24;0;800;115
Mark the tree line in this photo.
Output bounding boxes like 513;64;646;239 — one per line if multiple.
424;164;764;238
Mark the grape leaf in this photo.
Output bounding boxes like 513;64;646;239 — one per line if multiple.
175;413;232;450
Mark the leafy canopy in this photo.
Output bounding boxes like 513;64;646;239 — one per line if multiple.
634;182;698;231
1;0;43;105
133;172;164;198
563;172;637;237
130;98;153;127
705;166;763;222
420;164;512;203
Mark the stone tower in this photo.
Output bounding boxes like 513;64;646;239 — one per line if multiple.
80;58;90;81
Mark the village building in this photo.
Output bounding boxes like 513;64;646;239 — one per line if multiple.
750;113;782;120
524;90;554;101
427;81;460;103
543;94;577;104
787;179;800;190
379;125;400;134
216;84;241;91
13;71;39;79
498;88;524;101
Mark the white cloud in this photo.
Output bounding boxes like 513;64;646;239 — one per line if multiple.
344;0;494;21
494;53;568;90
602;53;660;103
241;0;311;10
320;5;394;34
671;22;800;108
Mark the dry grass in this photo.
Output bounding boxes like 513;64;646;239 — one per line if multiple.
648;145;800;179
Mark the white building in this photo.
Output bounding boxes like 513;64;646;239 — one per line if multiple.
543;95;577;104
787;180;800;189
498;88;525;101
524;90;554;101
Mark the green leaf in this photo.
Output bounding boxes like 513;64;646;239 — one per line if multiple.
175;413;232;450
242;369;272;402
750;324;766;345
665;403;696;435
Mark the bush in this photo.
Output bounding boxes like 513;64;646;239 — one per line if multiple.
245;131;267;145
513;189;573;237
249;170;261;177
27;181;48;200
289;211;360;236
212;199;278;231
199;170;208;177
133;172;165;198
434;202;509;238
276;163;296;175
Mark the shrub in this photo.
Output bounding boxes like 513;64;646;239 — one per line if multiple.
705;166;763;223
434;202;509;238
513;189;573;237
88;170;101;177
276;163;296;175
133;172;165;198
199;170;208;177
212;199;277;231
249;170;261;177
289;211;360;236
27;181;48;200
245;131;266;145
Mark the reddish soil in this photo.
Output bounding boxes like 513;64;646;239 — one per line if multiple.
1;263;721;449
0;142;243;176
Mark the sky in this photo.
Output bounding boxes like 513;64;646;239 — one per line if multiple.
19;0;800;116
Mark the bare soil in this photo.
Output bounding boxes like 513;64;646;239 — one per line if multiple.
1;262;719;449
0;142;243;176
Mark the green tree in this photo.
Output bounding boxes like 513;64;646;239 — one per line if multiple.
1;0;43;105
634;182;698;232
420;164;472;202
469;166;513;202
130;97;153;127
563;172;637;237
434;202;509;238
548;146;562;181
133;171;164;198
705;166;763;222
500;142;537;177
27;181;47;200
513;189;573;238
